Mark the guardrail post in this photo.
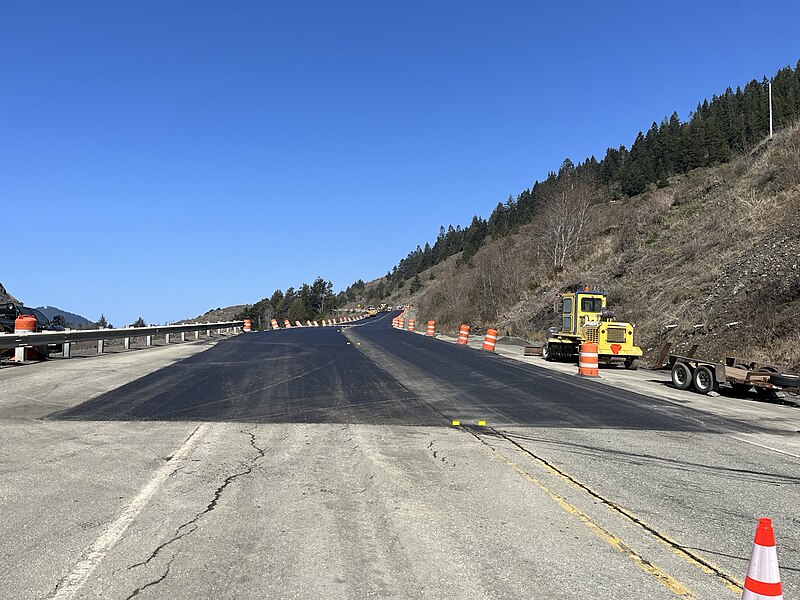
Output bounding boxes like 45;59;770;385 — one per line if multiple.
63;328;72;358
15;345;25;362
97;339;104;354
181;332;186;342
165;333;171;344
146;335;152;347
207;329;211;337
124;337;130;350
195;331;200;340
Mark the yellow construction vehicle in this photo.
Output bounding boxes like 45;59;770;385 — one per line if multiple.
541;287;642;369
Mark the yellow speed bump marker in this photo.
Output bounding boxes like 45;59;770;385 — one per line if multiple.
478;420;487;427
451;420;461;427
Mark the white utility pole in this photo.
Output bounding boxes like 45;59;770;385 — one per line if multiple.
769;80;773;139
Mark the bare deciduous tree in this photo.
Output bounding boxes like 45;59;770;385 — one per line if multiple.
472;238;525;321
539;178;597;270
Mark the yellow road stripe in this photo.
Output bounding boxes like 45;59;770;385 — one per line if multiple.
492;449;697;598
495;432;743;595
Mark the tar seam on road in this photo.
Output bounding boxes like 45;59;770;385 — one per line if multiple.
46;424;211;600
471;425;744;596
460;425;697;598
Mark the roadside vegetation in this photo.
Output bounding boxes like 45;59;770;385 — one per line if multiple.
234;277;342;330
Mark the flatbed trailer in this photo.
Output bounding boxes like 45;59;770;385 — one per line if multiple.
668;354;800;398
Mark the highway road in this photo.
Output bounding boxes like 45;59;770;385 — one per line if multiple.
1;310;797;599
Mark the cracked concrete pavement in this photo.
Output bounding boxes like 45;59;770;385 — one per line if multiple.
1;313;798;599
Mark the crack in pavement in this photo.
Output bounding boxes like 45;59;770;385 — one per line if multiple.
123;557;175;599
125;428;273;579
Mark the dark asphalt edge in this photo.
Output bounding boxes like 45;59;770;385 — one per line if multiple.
376;327;782;437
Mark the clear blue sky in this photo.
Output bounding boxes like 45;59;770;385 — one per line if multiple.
2;1;798;325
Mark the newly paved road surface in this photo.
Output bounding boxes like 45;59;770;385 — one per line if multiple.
1;311;797;599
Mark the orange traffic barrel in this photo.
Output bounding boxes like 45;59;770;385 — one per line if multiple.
457;324;470;345
427;320;435;336
14;315;39;362
408;319;415;332
578;342;599;377
284;319;291;328
15;315;37;333
271;319;279;330
243;319;252;333
295;321;302;327
399;318;405;330
482;328;498;351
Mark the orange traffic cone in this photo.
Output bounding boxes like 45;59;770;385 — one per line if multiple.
742;518;783;599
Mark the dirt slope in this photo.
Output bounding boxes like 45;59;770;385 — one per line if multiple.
383;124;800;370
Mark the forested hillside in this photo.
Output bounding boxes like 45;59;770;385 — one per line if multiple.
350;63;800;370
348;62;800;302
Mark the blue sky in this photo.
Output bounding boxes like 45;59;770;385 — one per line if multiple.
2;1;798;325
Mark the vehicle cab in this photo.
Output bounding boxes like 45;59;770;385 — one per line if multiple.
559;289;606;336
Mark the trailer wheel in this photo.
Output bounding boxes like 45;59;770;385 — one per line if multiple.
768;373;800;388
693;365;718;394
541;343;552;361
671;362;692;390
624;358;640;370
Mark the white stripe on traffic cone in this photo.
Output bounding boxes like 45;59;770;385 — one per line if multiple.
742;518;783;599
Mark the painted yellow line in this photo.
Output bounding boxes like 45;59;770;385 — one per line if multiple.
496;433;743;595
493;449;697;598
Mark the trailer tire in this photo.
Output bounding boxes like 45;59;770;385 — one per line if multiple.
693;365;718;394
769;373;800;387
671;362;693;390
625;358;640;370
541;343;551;361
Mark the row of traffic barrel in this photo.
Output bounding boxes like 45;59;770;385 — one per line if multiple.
243;315;359;333
393;318;499;353
392;316;598;375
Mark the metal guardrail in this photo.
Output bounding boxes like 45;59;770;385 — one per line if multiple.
0;321;244;359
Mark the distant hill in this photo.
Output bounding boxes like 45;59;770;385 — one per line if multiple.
0;282;19;304
178;305;251;325
35;306;95;327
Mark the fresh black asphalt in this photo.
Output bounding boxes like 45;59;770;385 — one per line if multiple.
51;311;738;432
